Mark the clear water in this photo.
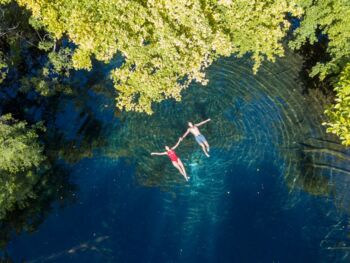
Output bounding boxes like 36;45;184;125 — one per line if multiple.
4;51;350;262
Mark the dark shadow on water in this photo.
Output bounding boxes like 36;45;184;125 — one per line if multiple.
0;49;121;255
0;165;76;261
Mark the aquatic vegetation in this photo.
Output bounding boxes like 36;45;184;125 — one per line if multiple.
101;51;348;201
106;85;242;188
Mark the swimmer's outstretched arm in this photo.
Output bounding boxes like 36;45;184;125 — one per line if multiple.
150;152;167;156
195;118;211;127
171;138;183;150
181;129;190;139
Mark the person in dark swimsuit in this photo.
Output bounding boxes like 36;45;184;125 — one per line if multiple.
151;138;189;181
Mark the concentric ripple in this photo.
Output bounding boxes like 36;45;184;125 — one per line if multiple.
104;49;350;254
6;47;350;262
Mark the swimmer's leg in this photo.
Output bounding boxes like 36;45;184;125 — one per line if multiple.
200;143;210;157
203;140;210;152
172;161;188;181
177;159;189;180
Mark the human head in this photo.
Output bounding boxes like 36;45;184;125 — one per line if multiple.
165;146;170;151
188;122;193;127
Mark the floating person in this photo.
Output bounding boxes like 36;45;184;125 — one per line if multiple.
181;119;211;157
150;138;189;181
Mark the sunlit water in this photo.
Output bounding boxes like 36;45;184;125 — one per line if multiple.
4;50;350;262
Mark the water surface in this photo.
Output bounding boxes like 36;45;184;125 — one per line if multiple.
5;51;350;262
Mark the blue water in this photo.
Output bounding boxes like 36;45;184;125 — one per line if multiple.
5;52;350;262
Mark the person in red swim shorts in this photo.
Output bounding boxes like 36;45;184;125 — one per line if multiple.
151;138;189;181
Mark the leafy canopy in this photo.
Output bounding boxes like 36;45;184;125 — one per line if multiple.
0;52;7;84
16;0;301;113
290;0;350;146
290;0;350;79
323;64;350;146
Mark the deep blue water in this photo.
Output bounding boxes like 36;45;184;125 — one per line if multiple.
5;157;345;262
4;52;350;262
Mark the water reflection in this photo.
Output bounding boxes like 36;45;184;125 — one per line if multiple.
3;48;350;261
0;165;76;255
98;50;350;199
0;72;113;255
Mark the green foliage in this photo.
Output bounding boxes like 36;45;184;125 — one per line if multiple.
38;40;54;51
0;2;73;96
16;0;301;113
290;0;350;145
0;52;8;84
20;73;73;96
0;0;11;4
19;46;74;96
0;114;45;219
47;47;73;76
290;0;350;79
323;64;350;146
0;165;76;250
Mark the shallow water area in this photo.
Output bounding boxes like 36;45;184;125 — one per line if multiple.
4;51;350;262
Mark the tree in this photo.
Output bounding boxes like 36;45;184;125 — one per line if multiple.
290;0;350;80
0;52;7;84
0;114;45;219
289;0;350;146
15;0;301;113
323;64;350;146
0;1;74;97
